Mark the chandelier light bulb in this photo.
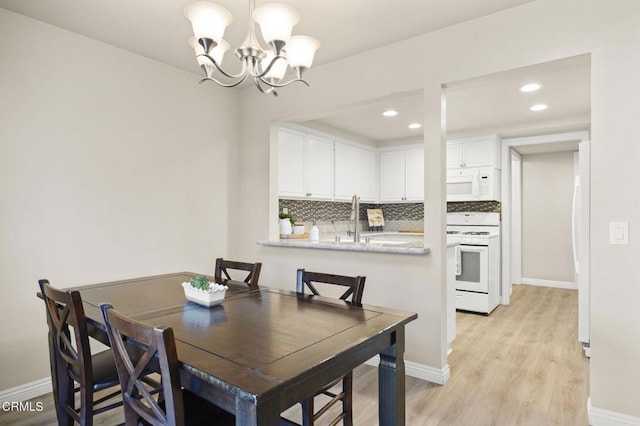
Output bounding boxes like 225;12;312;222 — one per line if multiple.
253;3;300;45
287;36;321;69
184;2;232;43
188;36;229;66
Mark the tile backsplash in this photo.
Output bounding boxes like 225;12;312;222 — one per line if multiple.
279;199;424;222
279;199;501;223
278;199;424;234
447;201;501;213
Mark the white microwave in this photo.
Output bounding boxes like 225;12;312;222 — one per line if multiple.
447;167;500;202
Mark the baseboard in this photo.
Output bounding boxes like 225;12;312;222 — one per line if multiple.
365;356;450;385
0;377;52;404
521;277;577;290
588;397;640;425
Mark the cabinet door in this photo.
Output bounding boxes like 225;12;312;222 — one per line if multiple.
334;143;359;200
278;129;306;197
446;142;463;169
462;139;496;168
404;147;424;201
380;151;405;202
335;143;377;202
305;135;334;199
358;149;378;202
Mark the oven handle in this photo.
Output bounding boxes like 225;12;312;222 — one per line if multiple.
458;245;487;253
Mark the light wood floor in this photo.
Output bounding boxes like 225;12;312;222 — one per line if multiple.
0;285;589;425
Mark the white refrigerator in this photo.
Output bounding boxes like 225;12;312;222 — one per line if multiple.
573;141;590;356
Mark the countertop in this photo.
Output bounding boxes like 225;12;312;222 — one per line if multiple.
257;232;430;255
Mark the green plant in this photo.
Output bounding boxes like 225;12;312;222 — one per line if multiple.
189;275;210;290
279;212;296;226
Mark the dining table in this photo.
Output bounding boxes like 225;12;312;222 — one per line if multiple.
69;272;418;426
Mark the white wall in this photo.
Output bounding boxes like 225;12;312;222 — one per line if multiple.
0;9;238;390
232;0;640;420
3;0;640;421
522;152;575;283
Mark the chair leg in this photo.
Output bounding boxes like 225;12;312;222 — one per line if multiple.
79;385;94;426
55;356;74;426
301;397;314;426
343;373;353;426
123;402;140;426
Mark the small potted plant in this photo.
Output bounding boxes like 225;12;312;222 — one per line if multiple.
279;213;296;236
181;275;228;307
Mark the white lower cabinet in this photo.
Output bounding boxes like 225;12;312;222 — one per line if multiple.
446;245;457;352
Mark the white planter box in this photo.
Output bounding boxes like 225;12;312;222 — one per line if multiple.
181;282;228;307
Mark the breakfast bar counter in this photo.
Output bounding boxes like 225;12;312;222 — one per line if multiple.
257;232;431;255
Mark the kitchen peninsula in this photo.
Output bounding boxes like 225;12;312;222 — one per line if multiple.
257;231;430;255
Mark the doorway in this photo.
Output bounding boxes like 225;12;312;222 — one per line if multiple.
443;54;591;357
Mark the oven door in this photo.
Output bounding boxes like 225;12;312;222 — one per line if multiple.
455;244;489;292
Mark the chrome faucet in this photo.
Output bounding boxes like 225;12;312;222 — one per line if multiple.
350;194;360;243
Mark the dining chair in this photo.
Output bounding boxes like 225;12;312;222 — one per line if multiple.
282;269;367;426
38;279;123;426
214;257;262;290
99;303;235;426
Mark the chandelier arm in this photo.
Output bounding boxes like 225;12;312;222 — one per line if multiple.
197;53;248;79
254;55;287;79
253;77;278;97
199;73;249;88
257;75;311;88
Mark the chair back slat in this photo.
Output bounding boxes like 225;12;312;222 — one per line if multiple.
38;279;94;424
101;303;185;426
214;258;262;290
295;269;366;305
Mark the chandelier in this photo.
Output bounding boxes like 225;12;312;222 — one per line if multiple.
184;1;321;96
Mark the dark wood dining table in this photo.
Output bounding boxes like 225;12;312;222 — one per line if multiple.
70;272;417;426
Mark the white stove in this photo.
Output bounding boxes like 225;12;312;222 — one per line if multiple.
447;212;501;315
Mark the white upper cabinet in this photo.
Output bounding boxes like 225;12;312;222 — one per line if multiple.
334;143;377;202
305;135;334;199
447;135;501;169
380;151;405;202
380;146;424;202
278;128;333;199
278;125;426;203
404;147;425;201
278;129;306;197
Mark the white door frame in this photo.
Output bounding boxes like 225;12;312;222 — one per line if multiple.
500;130;589;305
510;150;522;291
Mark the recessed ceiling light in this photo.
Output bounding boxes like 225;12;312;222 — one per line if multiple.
382;110;398;117
529;104;548;111
519;83;542;93
408;123;422;129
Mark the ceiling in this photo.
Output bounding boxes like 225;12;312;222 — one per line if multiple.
1;0;588;147
303;54;591;145
0;0;532;74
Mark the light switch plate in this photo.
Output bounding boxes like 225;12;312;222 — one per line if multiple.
609;221;629;245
